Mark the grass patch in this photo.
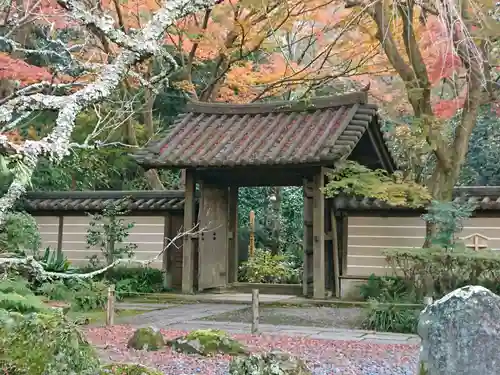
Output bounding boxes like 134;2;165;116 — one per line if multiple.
67;309;145;325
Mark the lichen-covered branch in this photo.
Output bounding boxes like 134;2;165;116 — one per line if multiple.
0;224;208;281
0;0;216;226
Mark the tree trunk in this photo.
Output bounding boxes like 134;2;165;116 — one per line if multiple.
423;164;454;247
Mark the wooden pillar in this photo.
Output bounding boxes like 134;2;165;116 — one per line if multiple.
56;215;64;256
340;214;348;276
312;170;325;299
302;180;313;297
162;213;172;289
182;169;196;294
227;186;239;284
330;211;340;298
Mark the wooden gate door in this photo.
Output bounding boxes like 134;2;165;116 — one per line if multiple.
198;184;229;291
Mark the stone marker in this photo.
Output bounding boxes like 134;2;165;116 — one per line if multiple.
418;285;500;375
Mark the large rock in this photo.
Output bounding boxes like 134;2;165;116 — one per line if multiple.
167;329;247;356
418;285;500;375
127;327;165;351
229;350;311;375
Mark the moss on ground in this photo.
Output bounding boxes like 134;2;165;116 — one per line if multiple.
100;363;163;374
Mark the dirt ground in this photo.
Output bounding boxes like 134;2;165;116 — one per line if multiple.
200;306;365;329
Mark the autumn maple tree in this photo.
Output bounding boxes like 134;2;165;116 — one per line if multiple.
322;0;498;206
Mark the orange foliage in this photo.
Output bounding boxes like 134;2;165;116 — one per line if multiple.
331;11;467;119
160;0;339;102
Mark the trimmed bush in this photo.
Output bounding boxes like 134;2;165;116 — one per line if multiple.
384;247;500;298
238;249;301;284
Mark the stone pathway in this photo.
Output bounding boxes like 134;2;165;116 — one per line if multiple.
118;302;246;326
116;301;420;345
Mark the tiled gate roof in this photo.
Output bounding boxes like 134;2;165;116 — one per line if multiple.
134;91;388;168
332;186;500;211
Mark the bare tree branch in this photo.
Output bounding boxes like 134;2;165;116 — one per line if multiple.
0;0;217;226
0;224;209;280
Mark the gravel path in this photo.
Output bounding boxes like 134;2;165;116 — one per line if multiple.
119;303;246;326
86;326;418;375
201;306;365;329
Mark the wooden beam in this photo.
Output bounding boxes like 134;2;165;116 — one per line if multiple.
312;171;326;299
182;169;196;294
227;186;239;284
162;213;172;289
330;211;340;298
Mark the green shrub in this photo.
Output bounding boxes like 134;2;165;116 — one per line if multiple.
68;280;108;311
37;248;73;273
0;277;33;296
238;248;301;284
38;280;73;301
384;247;500;299
362;299;419;333
0;310;100;375
0;278;48;313
38;279;108;311
0;211;41;255
359;274;413;302
0;292;48;313
79;266;165;297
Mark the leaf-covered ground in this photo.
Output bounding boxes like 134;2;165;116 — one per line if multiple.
86;326;419;375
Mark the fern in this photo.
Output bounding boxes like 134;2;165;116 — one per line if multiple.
0;292;48;313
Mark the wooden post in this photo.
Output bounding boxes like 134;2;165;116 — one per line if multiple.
182;169;196;294
227;186;239;284
106;285;115;326
251;289;259;334
56;216;64;257
340;214;348;276
162;214;172;289
312;170;325;299
331;211;340;298
249;210;255;258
